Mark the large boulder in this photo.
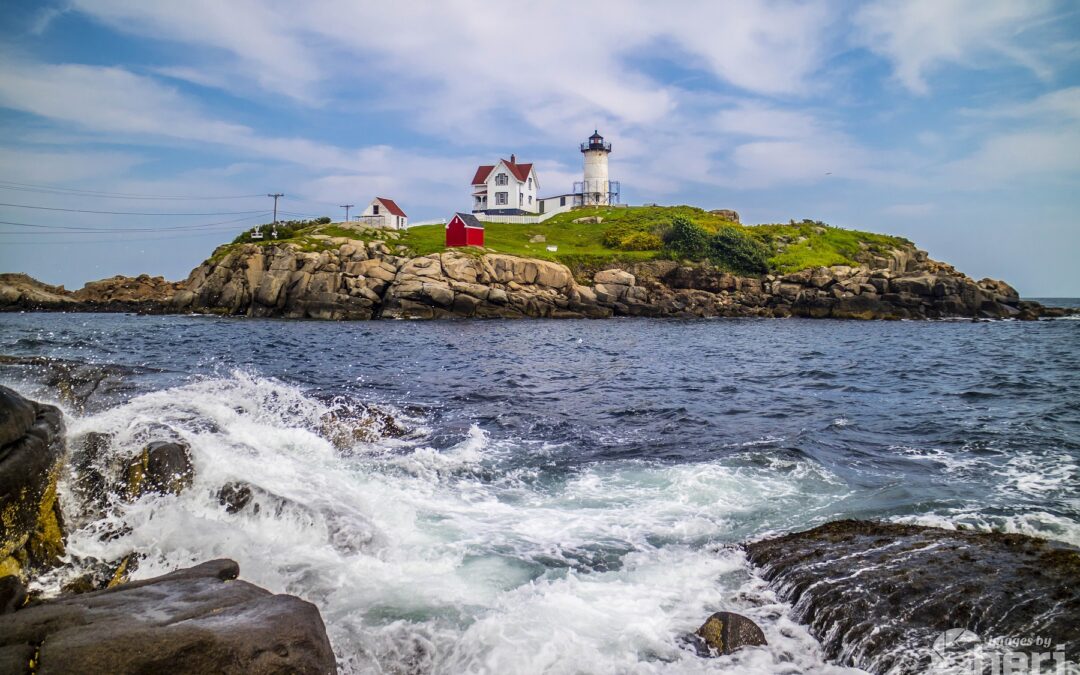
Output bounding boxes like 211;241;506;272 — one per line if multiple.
0;559;336;674
0;386;66;582
746;520;1080;674
593;269;635;286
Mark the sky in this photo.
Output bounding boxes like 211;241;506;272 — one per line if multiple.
0;0;1078;295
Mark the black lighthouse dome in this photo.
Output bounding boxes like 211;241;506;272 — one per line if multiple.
581;130;612;153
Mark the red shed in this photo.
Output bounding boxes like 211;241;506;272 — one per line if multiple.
446;212;485;247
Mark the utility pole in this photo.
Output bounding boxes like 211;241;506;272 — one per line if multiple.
340;204;355;221
267;193;284;224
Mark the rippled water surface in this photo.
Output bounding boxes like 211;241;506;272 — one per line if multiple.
1;312;1078;674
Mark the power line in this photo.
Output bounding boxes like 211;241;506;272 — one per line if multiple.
0;202;267;216
0;179;266;201
0;230;260;245
0;213;270;233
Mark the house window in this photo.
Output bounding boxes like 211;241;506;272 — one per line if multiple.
495;173;508;186
528;177;533;189
372;204;380;215
496;192;508;205
528;195;533;204
519;193;523;206
560;196;566;206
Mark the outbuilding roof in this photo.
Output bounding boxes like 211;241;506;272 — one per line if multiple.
375;197;406;217
453;212;484;228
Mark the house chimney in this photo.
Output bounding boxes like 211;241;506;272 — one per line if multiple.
510;153;516;163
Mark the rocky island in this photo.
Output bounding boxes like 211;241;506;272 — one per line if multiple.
1;206;1072;321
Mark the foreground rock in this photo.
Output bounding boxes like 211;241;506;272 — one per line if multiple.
0;385;66;582
745;520;1080;674
0;559;336;674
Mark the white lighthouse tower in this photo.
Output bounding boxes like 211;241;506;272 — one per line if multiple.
579;130;617;206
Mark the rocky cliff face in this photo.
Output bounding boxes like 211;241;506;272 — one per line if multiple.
2;233;1069;320
172;236;1066;321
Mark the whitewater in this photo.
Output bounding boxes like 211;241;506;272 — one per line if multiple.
2;312;1078;673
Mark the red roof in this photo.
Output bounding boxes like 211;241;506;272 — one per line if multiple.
375;197;406;217
471;165;495;185
470;159;534;185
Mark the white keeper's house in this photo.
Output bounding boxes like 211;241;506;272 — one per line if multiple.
470;154;539;215
471;131;620;218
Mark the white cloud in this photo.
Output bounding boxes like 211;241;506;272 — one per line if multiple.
942;129;1080;185
62;0;839;139
962;86;1080;121
852;0;1065;95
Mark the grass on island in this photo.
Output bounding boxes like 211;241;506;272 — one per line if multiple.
212;206;911;276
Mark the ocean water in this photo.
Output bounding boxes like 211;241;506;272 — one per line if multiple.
1;312;1078;674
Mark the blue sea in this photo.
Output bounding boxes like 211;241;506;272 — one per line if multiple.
1;310;1078;674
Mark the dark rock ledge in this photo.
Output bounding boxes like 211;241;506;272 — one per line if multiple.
745;520;1080;674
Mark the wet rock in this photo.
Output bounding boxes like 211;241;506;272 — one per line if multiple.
0;559;336;674
0;386;66;582
59;554;138;595
218;482;256;514
0;356;146;412
0;576;26;614
745;520;1080;674
318;404;407;450
688;611;767;656
123;441;194;500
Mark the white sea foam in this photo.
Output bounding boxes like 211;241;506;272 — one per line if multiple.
53;372;867;674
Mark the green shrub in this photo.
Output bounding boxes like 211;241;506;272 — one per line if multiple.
662;216;710;259
709;226;771;274
618;231;662;251
601;224;632;248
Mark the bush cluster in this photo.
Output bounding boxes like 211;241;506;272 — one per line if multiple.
662;216;710;259
662;216;772;274
601;223;663;251
710;226;771;274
